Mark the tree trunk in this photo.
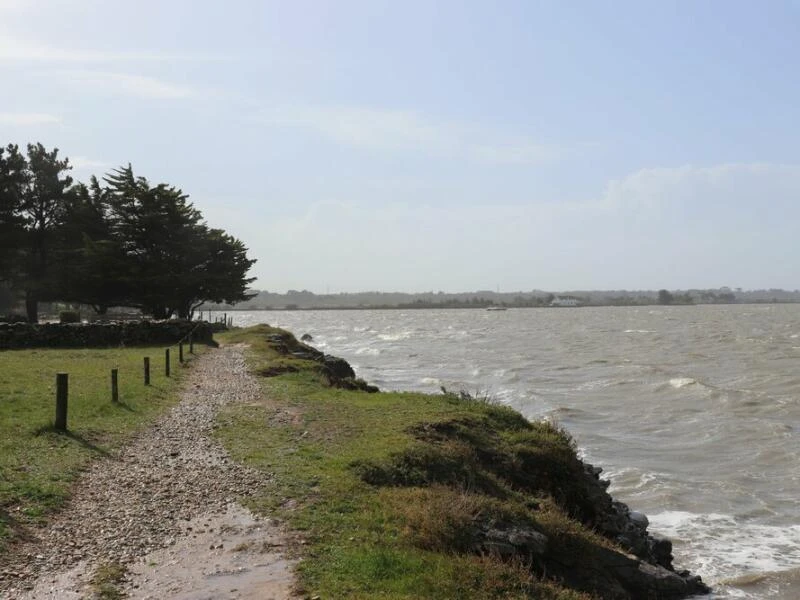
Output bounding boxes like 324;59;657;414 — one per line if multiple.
25;291;38;323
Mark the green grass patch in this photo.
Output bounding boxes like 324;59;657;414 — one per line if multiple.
89;561;128;600
0;342;206;553
214;326;606;599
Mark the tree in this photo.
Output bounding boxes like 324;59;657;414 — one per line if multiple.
1;147;257;319
0;144;28;285
103;165;255;318
57;177;131;313
657;289;674;305
170;228;256;319
0;143;73;322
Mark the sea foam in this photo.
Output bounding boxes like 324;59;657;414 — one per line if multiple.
649;510;800;587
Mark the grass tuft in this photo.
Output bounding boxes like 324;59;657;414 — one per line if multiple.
89;561;128;599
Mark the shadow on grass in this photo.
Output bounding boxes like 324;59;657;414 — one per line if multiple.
0;505;40;551
32;426;111;457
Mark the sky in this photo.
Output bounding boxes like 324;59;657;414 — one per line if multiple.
1;0;799;293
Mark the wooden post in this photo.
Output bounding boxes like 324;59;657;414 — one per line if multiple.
165;348;170;377
179;342;184;363
223;312;227;327
111;368;119;403
189;333;194;354
55;373;68;431
144;357;150;385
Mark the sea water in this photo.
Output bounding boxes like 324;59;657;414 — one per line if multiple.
223;305;800;598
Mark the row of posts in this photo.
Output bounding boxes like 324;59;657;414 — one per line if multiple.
54;334;195;432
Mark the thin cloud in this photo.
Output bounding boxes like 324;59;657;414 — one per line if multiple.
0;29;227;64
599;162;800;215
259;105;567;166
0;112;61;125
58;70;195;100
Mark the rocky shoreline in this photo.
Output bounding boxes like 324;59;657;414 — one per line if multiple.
575;461;709;598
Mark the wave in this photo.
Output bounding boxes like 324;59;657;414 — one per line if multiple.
354;346;381;356
718;565;800;598
378;331;413;341
648;510;800;587
670;377;698;389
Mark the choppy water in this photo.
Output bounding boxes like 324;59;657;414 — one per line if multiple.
221;305;800;598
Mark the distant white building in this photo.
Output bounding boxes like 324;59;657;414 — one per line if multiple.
550;296;580;307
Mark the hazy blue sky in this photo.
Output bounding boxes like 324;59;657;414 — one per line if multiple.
2;0;799;293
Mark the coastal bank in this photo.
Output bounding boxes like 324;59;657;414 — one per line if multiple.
216;325;710;599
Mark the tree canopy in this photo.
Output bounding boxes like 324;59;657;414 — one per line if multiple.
0;143;256;321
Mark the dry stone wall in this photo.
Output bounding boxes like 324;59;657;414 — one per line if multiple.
0;320;215;349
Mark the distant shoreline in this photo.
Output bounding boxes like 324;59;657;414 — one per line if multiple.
202;300;800;312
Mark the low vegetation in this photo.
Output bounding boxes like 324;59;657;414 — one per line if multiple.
0;344;204;552
89;561;128;600
215;325;622;599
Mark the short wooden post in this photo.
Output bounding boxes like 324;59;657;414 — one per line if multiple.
189;333;194;354
179;342;184;363
111;368;119;403
165;348;170;377
55;373;68;431
144;357;150;385
223;312;227;327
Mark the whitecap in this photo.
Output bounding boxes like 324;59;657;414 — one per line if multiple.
670;377;697;389
378;331;412;341
355;347;380;356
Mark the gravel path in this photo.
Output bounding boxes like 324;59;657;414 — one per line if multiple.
0;344;295;599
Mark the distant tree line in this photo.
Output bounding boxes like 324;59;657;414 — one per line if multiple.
0;142;255;322
206;288;757;311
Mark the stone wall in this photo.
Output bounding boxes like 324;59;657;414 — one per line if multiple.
0;320;215;350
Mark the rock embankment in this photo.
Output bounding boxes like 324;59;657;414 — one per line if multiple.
0;345;295;599
576;462;709;598
264;330;379;392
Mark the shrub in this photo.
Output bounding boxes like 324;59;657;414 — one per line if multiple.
59;311;81;324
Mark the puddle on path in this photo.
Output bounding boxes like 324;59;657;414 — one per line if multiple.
126;503;296;600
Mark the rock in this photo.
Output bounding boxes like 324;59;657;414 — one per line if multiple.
629;511;649;529
481;525;548;558
300;333;313;341
320;355;356;380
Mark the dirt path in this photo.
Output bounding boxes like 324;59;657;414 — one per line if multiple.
0;344;296;599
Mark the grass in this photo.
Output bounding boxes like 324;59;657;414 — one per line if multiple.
89;561;128;600
0;342;206;553
214;325;608;599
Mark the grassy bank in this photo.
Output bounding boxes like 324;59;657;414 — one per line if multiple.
0;343;205;552
215;325;627;599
